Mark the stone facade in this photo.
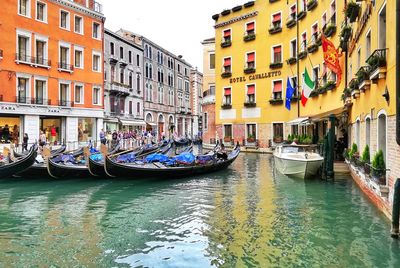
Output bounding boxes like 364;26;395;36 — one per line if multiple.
190;69;203;137
103;29;144;132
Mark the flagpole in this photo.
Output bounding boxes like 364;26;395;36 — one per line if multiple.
296;0;300;118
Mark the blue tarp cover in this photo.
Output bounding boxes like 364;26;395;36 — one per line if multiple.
174;152;195;165
117;153;137;163
90;154;103;162
145;153;170;163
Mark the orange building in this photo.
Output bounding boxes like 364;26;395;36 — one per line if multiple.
0;0;105;148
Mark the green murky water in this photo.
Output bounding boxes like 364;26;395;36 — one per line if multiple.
0;154;399;267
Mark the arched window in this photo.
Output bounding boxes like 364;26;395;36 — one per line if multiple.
144;45;148;58
145;63;149;78
149;64;153;79
365;116;371;148
378;112;387;162
146;113;153;122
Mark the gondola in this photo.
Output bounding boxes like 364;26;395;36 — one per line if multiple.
98;141;172;178
47;147;92;179
14;145;67;177
104;142;240;179
173;138;192;146
0;145;38;178
13;144;66;158
87;144;122;177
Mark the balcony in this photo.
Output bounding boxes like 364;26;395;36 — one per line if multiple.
221;68;232;78
58;62;74;73
366;49;387;82
269;23;282;34
15;54;51;68
270;61;283;69
287;57;297;65
356;66;372;92
244;63;256;74
269;98;283;105
109;54;118;64
58;100;74;107
307;43;319;54
221;39;232;48
297;10;307;20
298;51;307;60
110;82;131;96
349;78;360;99
15;96;51;105
324;23;336;37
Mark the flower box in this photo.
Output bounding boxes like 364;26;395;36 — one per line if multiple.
325;81;336;91
286;17;296;28
221;40;232;48
297;11;306;20
269;0;280;3
269;98;283;104
345;1;360;23
224;137;232;142
221;71;232;78
244;67;256;74
269;62;283;69
307;0;318;11
269;25;282;34
340;26;352;42
244;33;256;42
247;137;255;143
298;51;307;60
221;104;232;109
307;44;318;53
351;89;360;99
324;24;336;37
273;136;283;143
287;57;297;65
244;102;256;108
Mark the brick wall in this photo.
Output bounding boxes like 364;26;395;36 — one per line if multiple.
202;104;216;144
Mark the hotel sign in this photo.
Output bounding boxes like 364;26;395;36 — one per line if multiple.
229;70;282;84
349;3;372;55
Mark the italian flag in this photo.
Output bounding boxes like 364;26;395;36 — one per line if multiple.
301;67;315;107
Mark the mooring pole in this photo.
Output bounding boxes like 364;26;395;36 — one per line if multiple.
326;114;335;179
391;179;400;238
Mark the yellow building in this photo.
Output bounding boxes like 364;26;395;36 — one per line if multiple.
214;0;346;148
213;0;399;218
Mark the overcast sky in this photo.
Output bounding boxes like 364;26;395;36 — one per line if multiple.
102;0;238;72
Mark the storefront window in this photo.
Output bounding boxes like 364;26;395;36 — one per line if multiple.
78;118;94;142
40;117;61;145
0;117;21;144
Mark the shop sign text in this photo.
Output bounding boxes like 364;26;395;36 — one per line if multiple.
229;70;281;84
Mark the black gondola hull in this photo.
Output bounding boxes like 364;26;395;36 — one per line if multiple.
1;146;37;178
47;159;91;179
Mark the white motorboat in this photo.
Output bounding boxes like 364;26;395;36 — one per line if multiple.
273;145;324;179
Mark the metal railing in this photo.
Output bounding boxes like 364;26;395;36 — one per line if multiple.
58;62;74;71
366;48;387;73
58;100;74;107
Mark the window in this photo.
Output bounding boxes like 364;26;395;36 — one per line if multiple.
74;15;83;34
223;29;231;43
17;35;30;62
110;42;115;55
17;77;29;103
246;21;255;35
366;117;371;148
137;74;141;92
19;0;30;17
223;57;231;73
92;53;101;72
322;63;327;84
246;124;256;140
184;81;190;92
204;112;208;130
128;51;132;63
177;64;181;73
110;65;115;82
223;87;231;105
366;30;371;58
36;1;47;22
60;10;70;30
93;22;100;39
93;87;101;105
272;13;282;28
74;47;83;68
301;0;306;11
246;84;255;103
246;52;255;69
209;53;215;70
59;83;69;106
120;69;124;84
145;63;149;78
357;48;361;70
290;39;297;57
312;24;318;43
75;84;83;104
273;123;284;140
272;80;282;100
129;101;133;115
149;64;153;79
35;79;46;104
322;13;327;31
291;76;298;97
272;46;282;63
158;87;163;103
136;54;140;66
35;39;47;65
290;4;296;19
185;68;188;76
378;4;386;49
301;32;307;51
330;1;336;25
209;85;215;95
149;47;152;59
178;78;183;91
137;102;140;115
129;72;133;89
59;45;70;69
120;47;124;59
224;125;232;139
144;45;148;58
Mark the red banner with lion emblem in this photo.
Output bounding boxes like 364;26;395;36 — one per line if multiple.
321;34;342;87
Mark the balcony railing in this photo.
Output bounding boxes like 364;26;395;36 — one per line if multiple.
366;48;387;74
15;53;34;64
15;53;51;67
110;82;130;95
58;100;74;107
58;62;74;72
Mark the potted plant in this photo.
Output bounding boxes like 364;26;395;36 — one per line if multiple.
361;144;371;175
349;143;359;164
367;52;386;71
340;25;352;42
286;15;296;28
371;150;386;185
349;78;360;98
298;51;308;60
221;40;232;48
324;23;336;37
269;23;282;34
325;80;336;91
345;1;360;23
247;135;255;143
224;136;232;142
287;57;297;65
273;135;283;143
307;43;319;53
287;134;293;143
269;98;283;104
307;0;318;11
244;33;256;42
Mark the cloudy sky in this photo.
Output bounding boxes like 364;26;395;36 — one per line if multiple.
101;0;237;72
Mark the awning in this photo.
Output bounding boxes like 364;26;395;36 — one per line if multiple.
121;120;146;126
287;117;309;125
273;81;282;93
246;22;255;31
146;122;157;126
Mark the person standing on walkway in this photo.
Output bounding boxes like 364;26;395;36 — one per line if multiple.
100;129;106;145
22;133;29;152
51;125;57;145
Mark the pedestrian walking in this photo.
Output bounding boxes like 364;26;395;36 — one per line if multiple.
22;133;29;152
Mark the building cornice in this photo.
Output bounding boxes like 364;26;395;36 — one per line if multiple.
49;0;105;21
214;11;258;29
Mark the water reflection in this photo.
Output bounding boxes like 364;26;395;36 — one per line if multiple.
0;154;399;267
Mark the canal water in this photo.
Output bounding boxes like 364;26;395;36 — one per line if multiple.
1;153;400;267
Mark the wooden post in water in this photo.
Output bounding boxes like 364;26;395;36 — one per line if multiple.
326;114;335;179
391;179;400;238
